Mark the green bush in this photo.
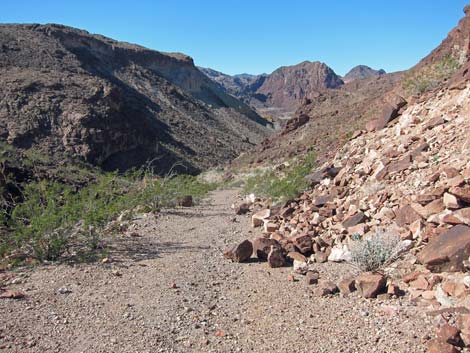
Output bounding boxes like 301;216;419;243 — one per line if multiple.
243;152;316;204
1;170;216;263
403;54;461;96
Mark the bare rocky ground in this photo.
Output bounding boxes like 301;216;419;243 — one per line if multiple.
0;188;434;353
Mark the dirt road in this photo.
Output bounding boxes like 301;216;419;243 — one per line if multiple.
0;189;433;352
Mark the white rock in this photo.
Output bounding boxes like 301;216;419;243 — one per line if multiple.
328;245;352;262
245;194;256;203
293;260;309;274
463;276;470;288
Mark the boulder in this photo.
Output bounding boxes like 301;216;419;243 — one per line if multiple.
286;251;308;263
395;205;422;227
264;222;279;233
450;186;470;203
426;339;458;353
436;324;462;346
318;280;338;296
338;278;356;295
291;234;312;254
355;272;386;298
252;238;280;260
223;240;253;263
267;246;286;268
418;225;470;272
305;271;320;285
374;95;406;130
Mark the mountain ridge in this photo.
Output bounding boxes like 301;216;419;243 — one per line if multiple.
0;23;272;174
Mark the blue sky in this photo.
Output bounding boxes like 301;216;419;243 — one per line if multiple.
1;1;468;76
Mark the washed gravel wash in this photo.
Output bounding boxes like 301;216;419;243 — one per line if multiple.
0;189;434;352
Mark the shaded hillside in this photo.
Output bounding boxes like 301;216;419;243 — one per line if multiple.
343;65;386;82
0;24;271;175
197;67;267;101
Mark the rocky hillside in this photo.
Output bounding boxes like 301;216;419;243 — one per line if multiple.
0;24;271;175
343;65;386;82
233;72;402;168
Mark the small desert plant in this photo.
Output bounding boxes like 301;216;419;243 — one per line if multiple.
349;230;401;272
243;152;316;203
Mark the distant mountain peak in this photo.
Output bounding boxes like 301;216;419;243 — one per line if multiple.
343;65;386;82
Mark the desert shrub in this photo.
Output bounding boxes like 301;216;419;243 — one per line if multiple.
349;230;401;272
1;170;216;262
243;152;316;203
403;54;461;96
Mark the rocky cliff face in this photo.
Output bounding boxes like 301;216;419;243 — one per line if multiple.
0;24;271;174
343;65;386;82
255;61;344;111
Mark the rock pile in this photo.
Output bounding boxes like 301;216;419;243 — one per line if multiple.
226;84;470;311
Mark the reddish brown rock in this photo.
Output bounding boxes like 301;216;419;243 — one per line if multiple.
252;238;280;260
403;271;428;283
426;339;458;353
342;211;367;228
264;222;279;233
287;251;308;263
443;208;470;225
305;271;320;285
267;246;286;268
436;324;461;345
355;272;386;298
417;225;470;272
410;276;429;290
442;167;460;179
424;199;446;217
388;155;412;175
318;280;338;296
291;234;313;254
375;104;401;130
395;205;422;227
450;186;470;203
415;194;437;205
338;278;356;294
223;240;253;263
